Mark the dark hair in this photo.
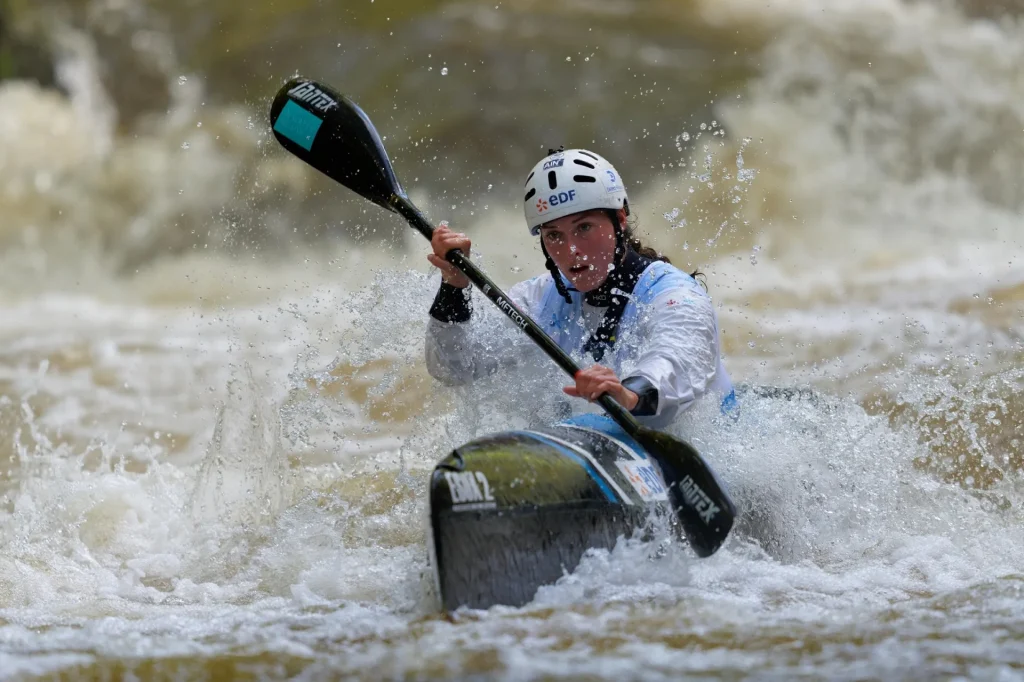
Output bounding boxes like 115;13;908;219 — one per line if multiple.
619;212;670;263
618;211;708;291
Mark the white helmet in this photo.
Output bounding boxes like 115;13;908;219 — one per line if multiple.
523;149;628;235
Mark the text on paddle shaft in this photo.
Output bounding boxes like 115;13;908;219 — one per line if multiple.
444;471;494;505
679;475;720;524
288;82;338;112
497;296;528;330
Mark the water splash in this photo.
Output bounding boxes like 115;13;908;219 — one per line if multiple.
189;363;290;527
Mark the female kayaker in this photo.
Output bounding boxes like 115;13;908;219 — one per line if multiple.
424;148;733;428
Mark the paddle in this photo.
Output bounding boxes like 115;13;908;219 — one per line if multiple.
269;77;736;557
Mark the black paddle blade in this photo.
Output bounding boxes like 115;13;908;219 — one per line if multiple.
269;77;405;212
635;426;736;557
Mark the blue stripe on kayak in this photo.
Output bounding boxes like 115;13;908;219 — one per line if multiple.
559;413;648;459
513;431;618;503
273;100;323;151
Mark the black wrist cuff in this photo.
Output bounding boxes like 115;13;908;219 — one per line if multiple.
429;282;472;323
622;376;659;417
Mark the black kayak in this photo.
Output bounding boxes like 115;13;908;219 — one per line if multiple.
426;385;830;610
428;414;674;611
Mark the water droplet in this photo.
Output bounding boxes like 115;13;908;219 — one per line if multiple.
196;121;202;128
441;67;448;75
681;132;690;141
585;57;590;62
181;142;190;150
177;75;188;85
565;56;572;62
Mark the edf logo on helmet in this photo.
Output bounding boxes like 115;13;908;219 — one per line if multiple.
536;189;577;213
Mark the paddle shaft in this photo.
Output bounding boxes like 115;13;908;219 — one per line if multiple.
393;195;640;433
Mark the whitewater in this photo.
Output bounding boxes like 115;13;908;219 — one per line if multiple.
0;0;1023;678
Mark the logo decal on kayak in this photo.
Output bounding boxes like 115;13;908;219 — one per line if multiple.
615;461;668;502
679;475;720;524
287;81;338;113
444;471;496;511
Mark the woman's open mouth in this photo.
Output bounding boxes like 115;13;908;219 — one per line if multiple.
569;264;591;274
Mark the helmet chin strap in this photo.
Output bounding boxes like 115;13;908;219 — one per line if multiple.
612;210;627;264
541;240;574;305
541;211;646;309
579;215;653;360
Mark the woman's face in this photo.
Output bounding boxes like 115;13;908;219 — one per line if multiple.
538;209;624;293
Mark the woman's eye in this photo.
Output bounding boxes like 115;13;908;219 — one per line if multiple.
577;223;592;233
545;232;562;243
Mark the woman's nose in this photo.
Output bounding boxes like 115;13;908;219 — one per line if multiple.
567;236;588;254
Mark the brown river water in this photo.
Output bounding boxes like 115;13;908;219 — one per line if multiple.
1;0;1023;679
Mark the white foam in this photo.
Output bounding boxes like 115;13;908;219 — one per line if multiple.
0;0;1022;677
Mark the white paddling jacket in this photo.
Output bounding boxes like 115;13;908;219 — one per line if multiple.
425;259;734;429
